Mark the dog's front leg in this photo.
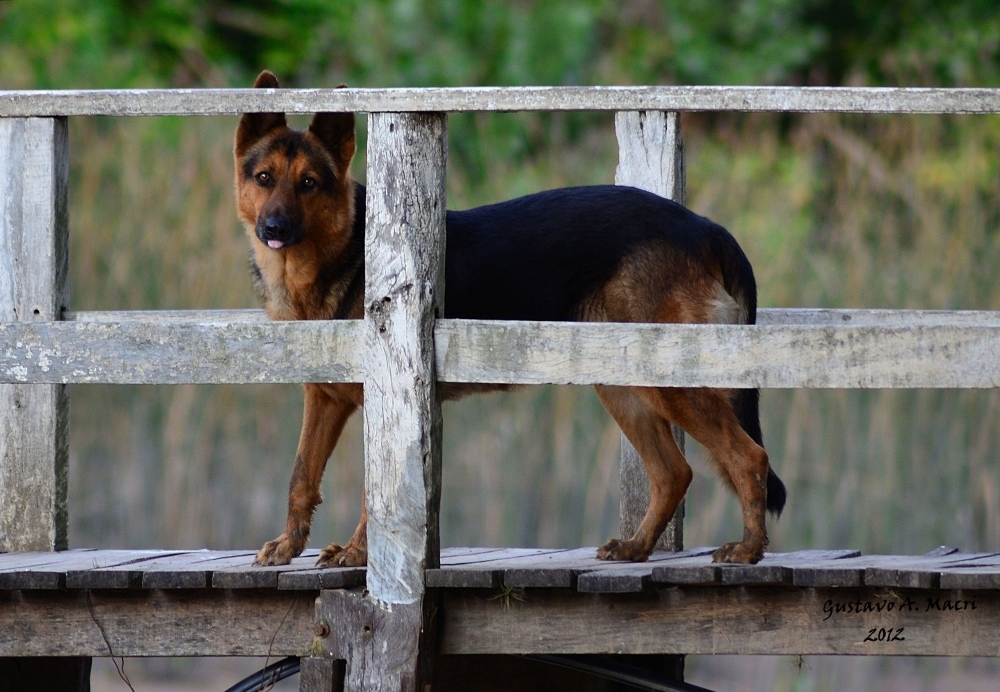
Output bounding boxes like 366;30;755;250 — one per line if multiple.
255;383;360;566
317;486;367;567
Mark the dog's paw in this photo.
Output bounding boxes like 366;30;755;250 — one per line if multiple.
317;542;368;567
254;534;304;566
712;541;764;564
596;538;650;562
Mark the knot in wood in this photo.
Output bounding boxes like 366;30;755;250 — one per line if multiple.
368;296;392;334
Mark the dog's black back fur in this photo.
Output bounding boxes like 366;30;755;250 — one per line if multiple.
347;182;786;515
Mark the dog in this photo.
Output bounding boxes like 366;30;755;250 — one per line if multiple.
235;70;786;568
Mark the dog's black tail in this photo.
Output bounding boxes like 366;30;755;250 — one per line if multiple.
733;388;786;516
715;225;787;517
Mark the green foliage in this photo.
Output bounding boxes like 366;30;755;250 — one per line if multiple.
4;0;1000;90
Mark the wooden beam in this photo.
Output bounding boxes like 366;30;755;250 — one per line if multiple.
0;318;362;384
615;110;686;554
0;117;69;552
433;320;1000;388
344;112;448;692
0;589;315;657
438;587;1000;656
300;657;345;692
2;86;1000;117
2;311;1000;387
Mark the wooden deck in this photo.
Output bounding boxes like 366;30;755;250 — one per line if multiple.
2;546;999;660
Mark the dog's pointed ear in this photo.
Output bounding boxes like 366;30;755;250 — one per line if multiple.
309;85;356;175
236;71;287;156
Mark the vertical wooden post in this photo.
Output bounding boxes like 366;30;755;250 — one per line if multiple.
0;118;89;690
614;110;685;682
325;112;447;692
299;657;345;692
614;110;685;553
0;117;69;552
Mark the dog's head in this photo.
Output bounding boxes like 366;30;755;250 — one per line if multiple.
234;71;356;252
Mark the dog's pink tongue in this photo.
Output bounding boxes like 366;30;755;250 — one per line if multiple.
267;240;284;249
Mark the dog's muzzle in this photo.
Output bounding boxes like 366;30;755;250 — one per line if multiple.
256;213;304;250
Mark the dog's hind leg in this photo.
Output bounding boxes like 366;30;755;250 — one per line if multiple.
255;383;359;566
636;387;770;564
595;385;693;562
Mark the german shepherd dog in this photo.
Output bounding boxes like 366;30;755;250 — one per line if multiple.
235;71;786;568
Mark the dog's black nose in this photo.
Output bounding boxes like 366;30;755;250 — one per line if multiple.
257;213;302;249
263;214;289;237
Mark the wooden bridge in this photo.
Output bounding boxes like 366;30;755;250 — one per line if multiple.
2;85;1000;691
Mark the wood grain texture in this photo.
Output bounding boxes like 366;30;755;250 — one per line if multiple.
359;112;447;692
434;320;1000;388
615;110;685;555
615;111;685;203
0;117;69;552
299;657;345;692
320;589;435;692
2;86;1000;117
0;319;361;384
0;589;315;657
363;112;447;603
439;587;1000;656
1;309;997;386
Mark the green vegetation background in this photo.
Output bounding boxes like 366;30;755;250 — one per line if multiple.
3;0;1000;566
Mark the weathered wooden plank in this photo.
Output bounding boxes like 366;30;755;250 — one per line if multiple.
0;548;98;569
2;86;1000;117
426;567;500;589
576;567;651;593
300;657;345;692
499;548;604;589
429;549;576;588
438;547;530;565
0;117;69;553
650;549;862;587
615;110;686;556
932;552;1000;590
757;308;1000;327
861;549;977;589
3;311;1000;386
439;587;1000;656
357;111;448;692
0;589;315;656
62;307;1000;327
139;550;258;589
66;551;193;589
278;566;366;590
718;550;862;586
439;548;561;566
211;553;328;589
66;549;258;589
60;307;1000;326
434;320;1000;388
0;319;362;384
571;548;716;594
0;550;172;589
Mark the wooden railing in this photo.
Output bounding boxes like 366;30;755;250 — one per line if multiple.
3;86;1000;691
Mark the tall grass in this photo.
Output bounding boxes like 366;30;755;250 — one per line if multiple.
68;112;1000;564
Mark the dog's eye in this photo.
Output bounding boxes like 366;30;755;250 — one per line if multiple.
255;171;271;185
301;177;316;189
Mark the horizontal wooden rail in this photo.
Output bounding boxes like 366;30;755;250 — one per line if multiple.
1;314;361;384
0;309;997;387
2;86;1000;117
435;319;1000;388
